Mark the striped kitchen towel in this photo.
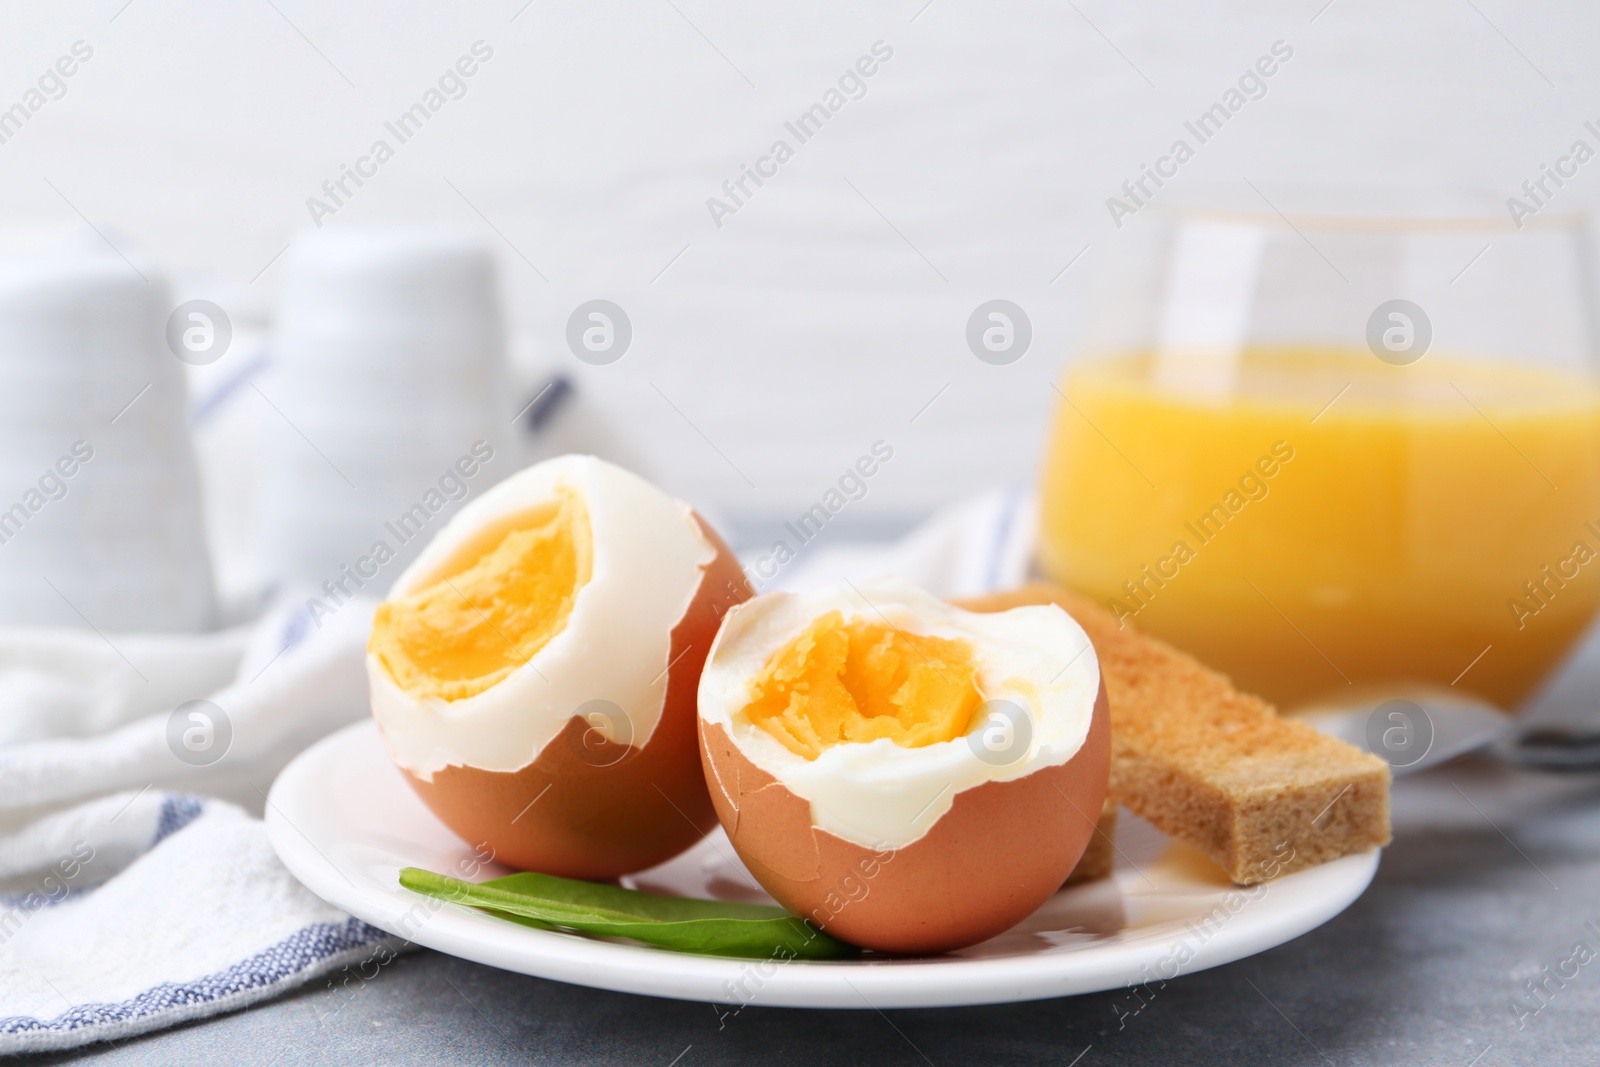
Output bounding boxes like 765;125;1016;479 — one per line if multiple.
0;486;1036;1053
0;791;403;1054
0;596;402;1054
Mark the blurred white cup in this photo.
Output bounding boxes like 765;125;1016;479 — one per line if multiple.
0;248;216;631
260;229;509;590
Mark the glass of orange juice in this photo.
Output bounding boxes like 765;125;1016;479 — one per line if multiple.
1038;195;1600;755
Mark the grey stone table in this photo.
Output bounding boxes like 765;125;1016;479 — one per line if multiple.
24;751;1600;1067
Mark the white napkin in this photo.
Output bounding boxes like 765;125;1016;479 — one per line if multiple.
0;487;1032;1053
778;486;1034;601
0;595;405;1054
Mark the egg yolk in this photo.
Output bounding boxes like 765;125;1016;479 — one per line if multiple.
744;610;983;759
368;490;592;702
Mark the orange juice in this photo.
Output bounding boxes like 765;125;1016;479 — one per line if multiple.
1038;349;1600;711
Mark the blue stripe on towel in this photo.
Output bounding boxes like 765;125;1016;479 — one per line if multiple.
0;916;393;1041
0;793;203;912
279;601;315;655
984;485;1024;592
153;794;205;846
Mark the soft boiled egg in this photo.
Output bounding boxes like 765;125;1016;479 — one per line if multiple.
697;579;1109;953
367;454;750;879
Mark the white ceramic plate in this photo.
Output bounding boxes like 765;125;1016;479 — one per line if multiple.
266;720;1379;1009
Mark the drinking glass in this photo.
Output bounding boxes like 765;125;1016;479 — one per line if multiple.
1038;193;1600;749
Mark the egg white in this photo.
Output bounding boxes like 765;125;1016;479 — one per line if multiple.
369;454;716;778
697;578;1101;850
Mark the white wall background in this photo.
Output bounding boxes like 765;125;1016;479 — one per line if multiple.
1;0;1595;549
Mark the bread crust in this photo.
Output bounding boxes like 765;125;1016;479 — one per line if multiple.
959;584;1391;885
1062;800;1117;886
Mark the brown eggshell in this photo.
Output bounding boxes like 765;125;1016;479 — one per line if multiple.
400;514;750;880
699;681;1111;954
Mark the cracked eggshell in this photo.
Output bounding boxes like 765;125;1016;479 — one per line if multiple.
370;456;750;880
699;695;1109;953
697;586;1112;954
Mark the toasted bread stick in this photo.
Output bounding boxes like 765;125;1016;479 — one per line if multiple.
1063;800;1117;886
959;584;1391;884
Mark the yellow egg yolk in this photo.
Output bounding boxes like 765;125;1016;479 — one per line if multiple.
744;610;983;759
368;490;592;702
